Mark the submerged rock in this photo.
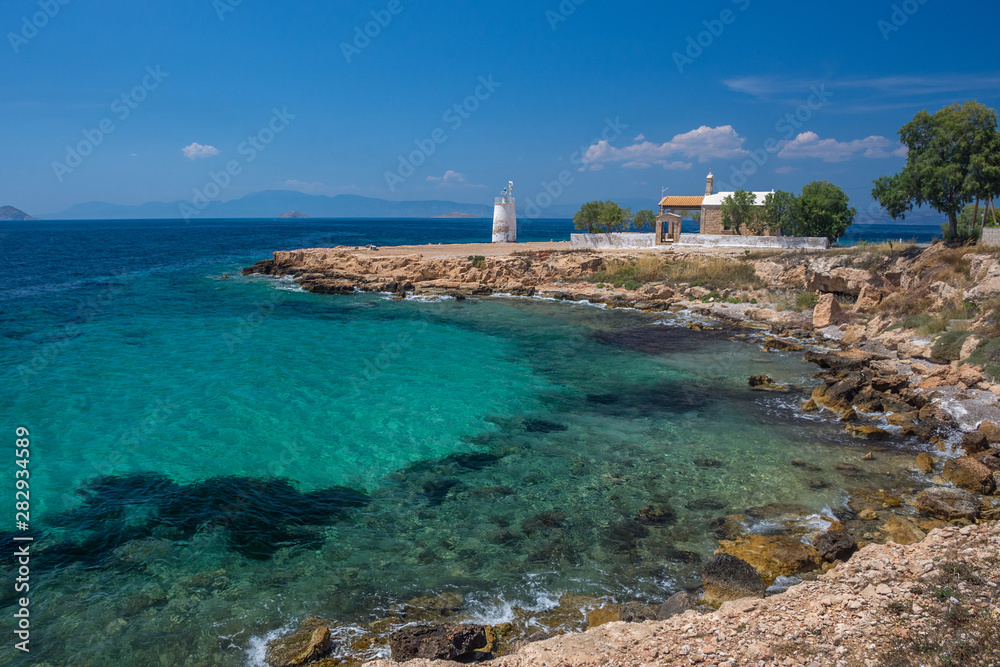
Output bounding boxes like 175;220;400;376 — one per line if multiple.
389;624;488;662
265;617;333;667
845;424;892;440
523;419;568;433
791;458;822;472
702;553;766;604
521;511;567;535
693;457;724;468
636;503;676;525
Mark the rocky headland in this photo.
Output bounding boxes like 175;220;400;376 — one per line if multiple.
244;241;1000;666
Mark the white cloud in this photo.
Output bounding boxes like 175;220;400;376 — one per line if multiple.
426;170;486;188
775;166;797;174
182;142;219;159
777;132;907;162
633;134;646;142
581;125;748;170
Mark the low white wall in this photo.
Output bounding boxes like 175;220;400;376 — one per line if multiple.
676;234;830;250
570;233;656;249
981;227;1000;247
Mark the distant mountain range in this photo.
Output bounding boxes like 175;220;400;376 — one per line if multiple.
0;206;38;221
37;191;583;220
15;190;947;225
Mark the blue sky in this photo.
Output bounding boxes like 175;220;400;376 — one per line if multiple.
2;0;999;218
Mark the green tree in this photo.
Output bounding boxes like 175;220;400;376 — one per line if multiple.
573;201;604;233
872;101;1000;239
632;209;657;232
720;190;760;235
798;180;856;242
761;191;799;235
951;204;984;242
573;201;633;233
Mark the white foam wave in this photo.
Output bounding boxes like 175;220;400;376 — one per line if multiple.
244;623;295;667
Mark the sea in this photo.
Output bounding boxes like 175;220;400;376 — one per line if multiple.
0;218;941;665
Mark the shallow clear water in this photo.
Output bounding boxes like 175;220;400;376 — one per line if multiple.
1;219;929;666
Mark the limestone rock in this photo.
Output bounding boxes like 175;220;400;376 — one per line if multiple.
961;431;990;456
960;336;983;361
389;624;488;662
265;617;333;667
879;516;926;545
702;553;765;604
618;601;657;623
915;452;936;474
978;421;1000;443
656;591;697;620
943;456;996;494
841;324;867;346
716;535;823;585
586;605;621;629
845;424;892;440
853;284;883;313
813;294;847;329
914;487;982;521
813;529;858;562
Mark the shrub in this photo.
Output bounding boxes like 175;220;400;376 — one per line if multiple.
468;255;487;269
623;280;641;291
796;291;819;309
966;336;1000;380
932;331;973;361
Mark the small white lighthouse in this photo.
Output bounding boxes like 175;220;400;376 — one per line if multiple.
492;181;517;243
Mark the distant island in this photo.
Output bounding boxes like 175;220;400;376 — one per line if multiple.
433;212;478;219
278;211;309;219
0;205;38;221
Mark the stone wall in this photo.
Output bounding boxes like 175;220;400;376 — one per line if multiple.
700;207;728;235
980;227;1000;247
700;206;779;237
677;234;830;250
570;233;656;249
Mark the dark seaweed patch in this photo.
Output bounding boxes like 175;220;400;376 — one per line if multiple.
419;478;462;505
523;419;568;433
30;474;369;568
591;324;731;355
444;452;501;470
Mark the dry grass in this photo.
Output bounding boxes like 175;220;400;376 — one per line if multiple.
585;255;763;290
586;254;667;286
663;256;763;290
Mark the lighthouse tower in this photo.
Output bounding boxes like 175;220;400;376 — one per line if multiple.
492;181;517;243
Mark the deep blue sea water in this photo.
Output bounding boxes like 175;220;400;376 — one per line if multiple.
1;218;935;665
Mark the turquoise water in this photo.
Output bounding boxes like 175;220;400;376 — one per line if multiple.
1;220;928;666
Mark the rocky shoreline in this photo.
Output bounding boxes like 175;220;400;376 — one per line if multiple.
243;241;1000;666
